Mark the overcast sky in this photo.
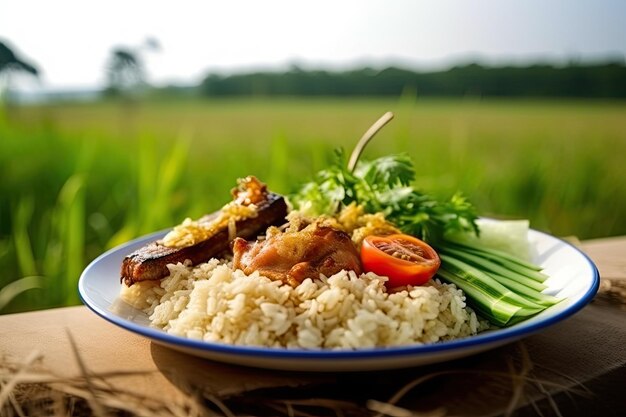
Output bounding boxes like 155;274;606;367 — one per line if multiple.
2;0;625;91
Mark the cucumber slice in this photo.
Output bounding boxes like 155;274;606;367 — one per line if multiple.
446;218;532;260
437;248;560;326
437;268;541;327
444;239;544;273
440;255;545;310
440;245;548;285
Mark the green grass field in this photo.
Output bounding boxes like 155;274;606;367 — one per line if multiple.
1;97;625;313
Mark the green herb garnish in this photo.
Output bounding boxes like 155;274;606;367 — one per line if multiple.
290;149;479;243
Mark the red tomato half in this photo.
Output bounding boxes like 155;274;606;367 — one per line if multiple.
361;234;441;287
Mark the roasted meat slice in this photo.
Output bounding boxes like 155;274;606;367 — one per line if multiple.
232;224;362;286
121;177;287;286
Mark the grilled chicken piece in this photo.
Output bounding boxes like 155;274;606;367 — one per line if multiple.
121;177;287;286
232;224;362;286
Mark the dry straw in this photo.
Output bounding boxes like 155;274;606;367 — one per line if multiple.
1;331;589;417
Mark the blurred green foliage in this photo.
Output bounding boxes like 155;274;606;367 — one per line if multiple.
199;63;626;98
1;97;625;313
0;40;38;78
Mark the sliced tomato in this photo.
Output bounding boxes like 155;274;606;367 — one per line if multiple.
361;234;441;287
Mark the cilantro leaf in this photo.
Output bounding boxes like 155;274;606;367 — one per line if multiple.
355;153;415;189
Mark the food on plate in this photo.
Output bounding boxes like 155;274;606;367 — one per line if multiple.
125;261;480;349
118;114;562;348
361;234;440;287
232;222;362;287
288;148;562;327
120;176;288;286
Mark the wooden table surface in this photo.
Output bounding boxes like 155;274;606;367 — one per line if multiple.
1;237;625;416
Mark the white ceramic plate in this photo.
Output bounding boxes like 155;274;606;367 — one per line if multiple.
79;229;599;372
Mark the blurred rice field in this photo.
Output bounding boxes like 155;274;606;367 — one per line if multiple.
1;97;625;313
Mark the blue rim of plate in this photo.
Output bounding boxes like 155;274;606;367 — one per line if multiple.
78;229;600;361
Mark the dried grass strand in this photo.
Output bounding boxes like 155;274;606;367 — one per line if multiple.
0;350;42;410
1;357;204;417
54;381;186;417
375;343;584;417
1;369;156;385
266;398;356;417
531;363;593;396
278;398;359;410
204;393;236;417
504;343;533;417
265;402;313;417
65;329;108;417
524;392;546;417
534;381;564;417
6;389;27;417
367;399;447;417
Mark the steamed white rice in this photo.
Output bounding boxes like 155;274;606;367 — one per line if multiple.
120;259;482;349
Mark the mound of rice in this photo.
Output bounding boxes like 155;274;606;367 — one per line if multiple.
120;259;482;349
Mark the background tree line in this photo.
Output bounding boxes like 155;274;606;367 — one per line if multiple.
3;37;626;101
198;62;626;98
